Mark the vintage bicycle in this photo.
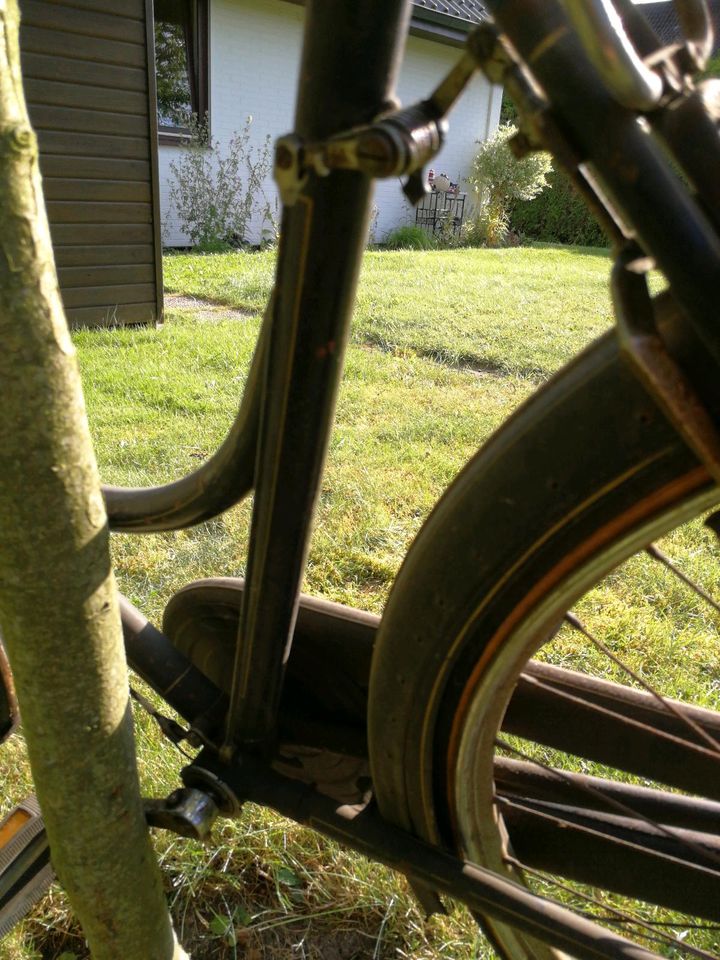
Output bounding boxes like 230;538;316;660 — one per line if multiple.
1;0;720;956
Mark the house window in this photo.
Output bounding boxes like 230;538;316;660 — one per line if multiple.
154;0;208;137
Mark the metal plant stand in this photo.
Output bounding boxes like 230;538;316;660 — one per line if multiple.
415;190;466;237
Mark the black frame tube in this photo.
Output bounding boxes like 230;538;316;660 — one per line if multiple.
221;0;413;752
102;320;266;533
485;0;720;371
184;751;662;960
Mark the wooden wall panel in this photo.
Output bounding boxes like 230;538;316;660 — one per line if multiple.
36;131;150;160
65;302;160;328
54;244;155;268
21;52;147;92
19;0;162;328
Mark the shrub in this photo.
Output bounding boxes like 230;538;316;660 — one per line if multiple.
194;239;235;254
384;225;437;250
466;123;552;246
511;165;609;248
367;203;380;246
168;115;275;248
701;52;720;79
499;90;518;125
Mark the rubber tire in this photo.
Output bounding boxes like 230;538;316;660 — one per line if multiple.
368;329;717;959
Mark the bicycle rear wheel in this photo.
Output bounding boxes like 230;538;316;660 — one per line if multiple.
368;325;720;958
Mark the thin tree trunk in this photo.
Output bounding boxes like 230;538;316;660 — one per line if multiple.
0;3;186;956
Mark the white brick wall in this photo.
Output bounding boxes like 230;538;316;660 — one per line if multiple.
158;0;501;246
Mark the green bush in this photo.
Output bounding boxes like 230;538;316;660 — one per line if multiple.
467;123;552;246
167;115;275;248
511;166;609;247
194;238;235;254
499;91;517;125
384;225;437;250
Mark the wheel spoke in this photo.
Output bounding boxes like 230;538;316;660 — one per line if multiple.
496;792;720;921
646;543;720;617
503;855;720;960
496;738;720;873
565;609;720;755
493;756;720;833
502;665;720;797
490;540;720;950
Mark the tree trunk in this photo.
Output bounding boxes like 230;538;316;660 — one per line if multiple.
0;3;186;956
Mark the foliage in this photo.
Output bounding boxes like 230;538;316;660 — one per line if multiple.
260;198;281;249
499;90;518;125
194;238;235;254
431;209;467;249
384;224;437;250
511;165;609;248
367;203;380;246
167;115;275;248
461;209;503;248
154;18;192;128
700;52;720;79
466;123;551;246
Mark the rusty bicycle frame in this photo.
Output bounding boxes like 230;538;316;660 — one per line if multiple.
4;0;720;956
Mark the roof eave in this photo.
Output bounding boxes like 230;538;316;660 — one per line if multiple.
276;0;479;48
409;13;470;47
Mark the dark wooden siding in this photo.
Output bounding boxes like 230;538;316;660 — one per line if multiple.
19;0;163;328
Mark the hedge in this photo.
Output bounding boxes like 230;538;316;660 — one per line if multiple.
511;165;609;248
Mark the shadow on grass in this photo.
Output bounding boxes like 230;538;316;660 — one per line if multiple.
527;242;611;259
362;332;547;383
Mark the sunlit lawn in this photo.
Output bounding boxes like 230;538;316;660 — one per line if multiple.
3;245;717;959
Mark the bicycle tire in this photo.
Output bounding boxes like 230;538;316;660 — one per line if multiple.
368;326;720;958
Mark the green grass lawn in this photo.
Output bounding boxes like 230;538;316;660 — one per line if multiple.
2;245;718;959
164;245;614;379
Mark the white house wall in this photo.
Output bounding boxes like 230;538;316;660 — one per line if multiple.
378;35;502;241
158;0;502;246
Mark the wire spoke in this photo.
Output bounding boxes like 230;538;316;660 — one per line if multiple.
491;542;720;954
130;686;195;761
502;854;719;960
646;543;720;616
517;670;720;766
495;737;720;871
564;610;720;755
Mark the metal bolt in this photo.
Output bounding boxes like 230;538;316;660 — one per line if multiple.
357;132;393;162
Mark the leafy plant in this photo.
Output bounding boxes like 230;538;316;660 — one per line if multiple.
154;17;192;128
431;208;466;249
367;202;380;246
168;115;275;248
511;165;609;248
499;90;518;125
466;123;551;246
194;238;234;254
384;225;437;250
700;52;720;79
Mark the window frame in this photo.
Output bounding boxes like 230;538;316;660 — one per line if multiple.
154;0;210;145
